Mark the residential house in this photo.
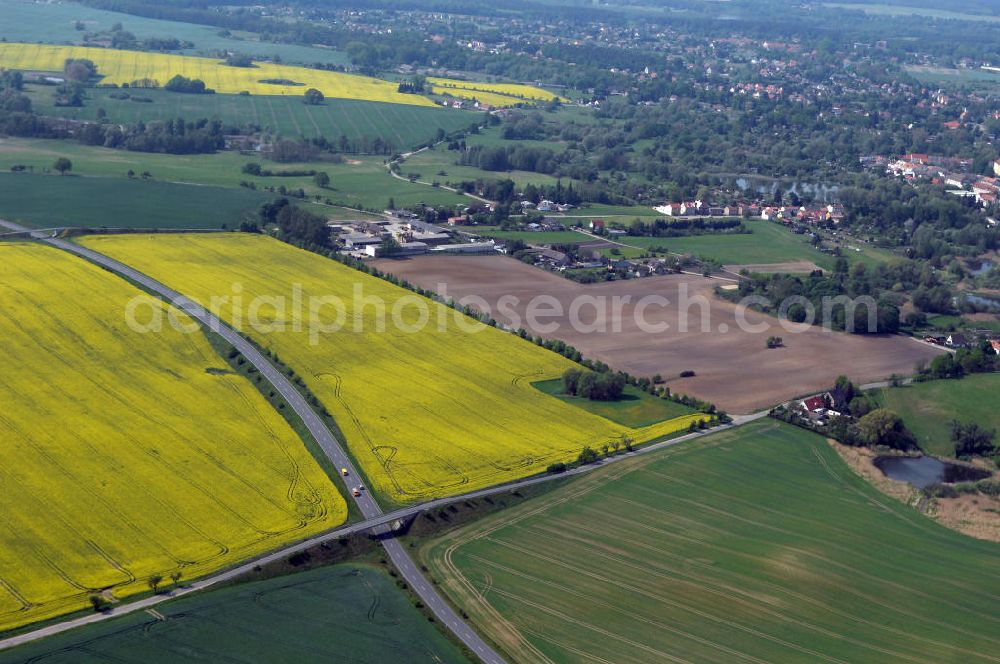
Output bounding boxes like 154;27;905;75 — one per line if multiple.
801;395;827;413
946;333;968;347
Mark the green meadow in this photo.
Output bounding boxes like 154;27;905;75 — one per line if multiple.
421;419;1000;663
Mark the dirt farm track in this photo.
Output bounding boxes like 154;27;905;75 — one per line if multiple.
375;255;944;414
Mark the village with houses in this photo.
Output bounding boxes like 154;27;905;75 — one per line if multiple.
871;152;1000;214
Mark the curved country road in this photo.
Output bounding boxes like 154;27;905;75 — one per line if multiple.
0;220;765;659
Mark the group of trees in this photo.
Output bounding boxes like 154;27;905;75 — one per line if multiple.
225;53;255;68
951;421;997;458
727;260;907;335
855;409;916;450
303;88;325;105
77;117;226;154
396;76;426;94
85;22;192;52
164;75;214;94
561;368;627;401
915;343;997;381
259;198;332;248
839;179;997;260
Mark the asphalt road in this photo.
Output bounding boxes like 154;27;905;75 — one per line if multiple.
0;221;766;659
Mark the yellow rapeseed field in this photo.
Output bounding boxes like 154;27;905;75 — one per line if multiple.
80;234;705;505
0;42;436;107
0;243;346;632
429;77;561;106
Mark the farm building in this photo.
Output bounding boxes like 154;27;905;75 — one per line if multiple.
365;241;429;258
431;241;498;254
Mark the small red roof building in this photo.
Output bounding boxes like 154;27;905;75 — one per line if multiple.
801;395;827;412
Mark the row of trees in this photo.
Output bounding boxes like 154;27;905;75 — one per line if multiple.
77;118;226;154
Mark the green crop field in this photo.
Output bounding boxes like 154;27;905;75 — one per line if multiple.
925;314;1000;334
532;379;696;428
0;0;349;66
902;66;1000;93
872;374;1000;457
25;86;479;151
0;564;470;663
465;125;572;152
0;138;465;212
0;172;269;229
620;221;837;268
402;145;565;189
420;419;1000;663
825;3;1000;23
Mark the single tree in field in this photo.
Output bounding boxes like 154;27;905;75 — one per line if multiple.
303;88;324;105
621;433;633;452
148;574;163;594
53;157;72;175
313;171;330;188
89;594;109;612
170;571;183;588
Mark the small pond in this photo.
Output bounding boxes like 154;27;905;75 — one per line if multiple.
874;456;991;489
962;293;1000;312
732;177;840;203
969;260;995;277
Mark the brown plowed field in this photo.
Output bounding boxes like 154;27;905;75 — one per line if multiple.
375;255;943;414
